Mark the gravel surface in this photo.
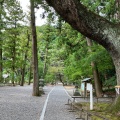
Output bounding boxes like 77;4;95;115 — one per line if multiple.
44;85;76;120
0;85;53;120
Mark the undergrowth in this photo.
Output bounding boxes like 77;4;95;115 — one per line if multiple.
75;102;120;120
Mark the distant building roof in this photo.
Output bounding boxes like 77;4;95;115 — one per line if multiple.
81;78;91;82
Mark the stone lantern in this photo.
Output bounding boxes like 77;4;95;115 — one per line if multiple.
39;78;44;87
39;77;44;94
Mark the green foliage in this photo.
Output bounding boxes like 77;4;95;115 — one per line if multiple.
76;102;119;120
81;0;117;22
1;0;30;84
45;72;55;84
0;0;117;87
104;76;116;87
108;96;120;114
38;60;44;78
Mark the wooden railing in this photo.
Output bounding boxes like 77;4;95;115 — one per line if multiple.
66;97;109;120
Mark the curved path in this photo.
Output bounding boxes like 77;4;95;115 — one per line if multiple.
40;85;76;120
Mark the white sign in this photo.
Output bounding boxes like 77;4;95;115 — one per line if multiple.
87;83;91;91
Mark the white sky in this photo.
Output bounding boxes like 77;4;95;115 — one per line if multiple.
19;0;46;26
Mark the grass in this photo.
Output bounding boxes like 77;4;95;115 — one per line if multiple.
74;102;120;120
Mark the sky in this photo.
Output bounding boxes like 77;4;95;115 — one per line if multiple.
19;0;46;26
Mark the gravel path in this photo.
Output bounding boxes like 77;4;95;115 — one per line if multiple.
43;85;76;120
0;85;53;120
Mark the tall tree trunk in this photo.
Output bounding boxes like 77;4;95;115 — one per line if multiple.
20;67;25;86
107;0;120;113
86;38;103;97
43;45;48;78
20;31;30;86
0;1;4;83
12;38;16;86
0;32;2;83
28;63;32;85
91;62;103;97
11;19;17;86
30;0;39;96
114;0;120;86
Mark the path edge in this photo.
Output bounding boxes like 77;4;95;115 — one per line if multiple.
39;87;55;120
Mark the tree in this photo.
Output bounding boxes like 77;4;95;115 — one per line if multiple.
30;0;40;96
45;0;120;84
41;20;51;78
20;29;31;86
0;0;4;83
45;0;120;111
3;0;25;85
86;38;103;97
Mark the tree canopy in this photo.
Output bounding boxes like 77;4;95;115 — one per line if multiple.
44;0;120;85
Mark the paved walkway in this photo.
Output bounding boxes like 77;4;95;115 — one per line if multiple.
0;84;115;120
0;84;78;120
40;85;76;120
0;85;52;120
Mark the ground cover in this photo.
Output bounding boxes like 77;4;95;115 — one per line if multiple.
64;85;119;120
75;102;120;120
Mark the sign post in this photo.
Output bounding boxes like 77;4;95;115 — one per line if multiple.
87;83;93;110
90;84;93;110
